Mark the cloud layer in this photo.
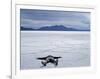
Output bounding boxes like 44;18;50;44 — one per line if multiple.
20;9;90;30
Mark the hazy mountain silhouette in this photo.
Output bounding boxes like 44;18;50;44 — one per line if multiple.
21;25;90;31
21;27;35;31
38;25;79;31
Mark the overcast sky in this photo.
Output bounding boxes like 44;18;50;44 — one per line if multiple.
20;9;90;30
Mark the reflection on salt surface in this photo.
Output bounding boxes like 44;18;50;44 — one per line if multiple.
21;31;90;70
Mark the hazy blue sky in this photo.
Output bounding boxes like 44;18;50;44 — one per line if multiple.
20;9;90;30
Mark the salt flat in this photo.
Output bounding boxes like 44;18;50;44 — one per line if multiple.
20;31;90;70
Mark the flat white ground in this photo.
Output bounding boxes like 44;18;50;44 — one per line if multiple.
20;31;90;70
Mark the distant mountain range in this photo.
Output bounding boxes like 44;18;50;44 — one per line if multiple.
21;25;90;31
